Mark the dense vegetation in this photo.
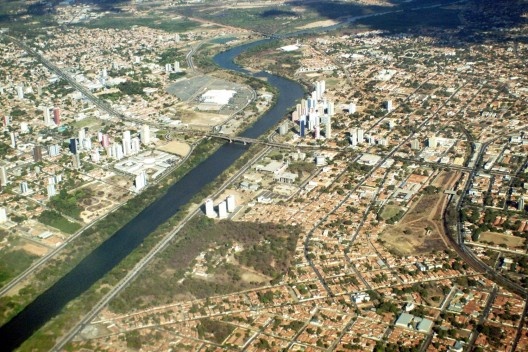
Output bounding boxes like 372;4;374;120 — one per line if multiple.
78;15;200;33
48;188;91;220
109;217;300;312
0;249;38;287
38;210;81;234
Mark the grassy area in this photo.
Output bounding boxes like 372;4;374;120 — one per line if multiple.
0;249;38;287
71;117;103;130
211;36;238;44
38;210;81;234
479;232;525;248
178;5;320;34
357;7;461;32
379;205;403;221
78;15;201;33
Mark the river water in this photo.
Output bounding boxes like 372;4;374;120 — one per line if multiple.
0;39;304;350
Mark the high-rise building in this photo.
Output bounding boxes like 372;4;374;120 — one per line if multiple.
205;199;216;218
308;110;317;131
16;84;24;99
131;137;141;155
0;166;7;187
279;122;288;136
83;138;92;151
78;128;86;148
519;197;525;211
10;132;16;148
53;107;61;126
122;130;131;156
428;136;437;148
140;124;150;145
69;138;78;155
48;144;60;157
315;80;325;100
327;101;334;116
291;111;299;121
91;150;100;163
134;171;147;192
349;103;357;114
33;146;43;162
350;129;358;146
20;122;29;134
43;107;51;126
411;139;420;150
0;207;7;223
300;120;306;138
218;201;228;219
357;128;364;144
101;134;110;148
110;143;124;160
227;195;236;212
47;184;57;198
325;119;332;139
314;124;320;139
385;100;393;112
72;154;82;169
3;115;10;127
20;181;29;195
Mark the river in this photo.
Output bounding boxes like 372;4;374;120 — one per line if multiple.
0;38;304;350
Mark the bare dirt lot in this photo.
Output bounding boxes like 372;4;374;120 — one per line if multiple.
80;180;131;223
380;171;460;256
157;141;191;157
21;242;49;256
295;19;339;29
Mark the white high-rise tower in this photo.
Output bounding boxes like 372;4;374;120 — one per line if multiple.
141;124;150;145
218;201;228;219
205;199;217;218
227;195;236;212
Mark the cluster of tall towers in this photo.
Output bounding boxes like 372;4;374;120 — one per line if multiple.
165;61;181;74
68;124;151;163
43;107;61;127
205;195;236;219
292;80;333;140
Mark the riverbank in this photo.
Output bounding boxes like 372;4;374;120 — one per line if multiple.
0;34;304;350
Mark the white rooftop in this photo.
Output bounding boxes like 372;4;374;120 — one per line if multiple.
200;89;236;105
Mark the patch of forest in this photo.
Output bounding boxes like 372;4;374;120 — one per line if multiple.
109;217;300;313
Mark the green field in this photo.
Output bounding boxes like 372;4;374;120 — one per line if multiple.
380;205;403;221
38;210;81;234
0;249;38;287
357;8;461;32
79;15;201;33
